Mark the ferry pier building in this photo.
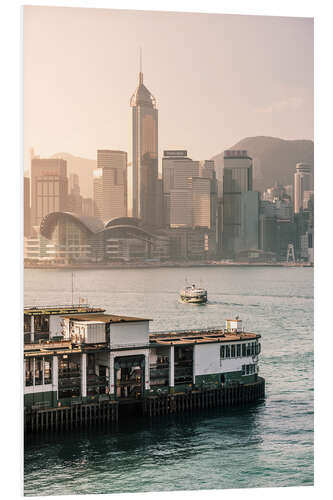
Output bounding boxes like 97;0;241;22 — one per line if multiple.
24;305;265;432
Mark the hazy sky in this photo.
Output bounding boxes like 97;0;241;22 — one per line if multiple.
24;6;313;171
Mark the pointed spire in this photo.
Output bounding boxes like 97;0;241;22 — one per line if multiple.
139;46;143;84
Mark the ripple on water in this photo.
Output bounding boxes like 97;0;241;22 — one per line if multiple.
24;266;314;496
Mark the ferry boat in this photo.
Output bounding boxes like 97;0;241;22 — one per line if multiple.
180;284;208;303
23;304;264;433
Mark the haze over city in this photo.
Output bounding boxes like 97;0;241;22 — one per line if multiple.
24;6;313;172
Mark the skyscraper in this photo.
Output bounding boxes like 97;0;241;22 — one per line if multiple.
294;163;312;214
31;158;68;227
162;150;213;230
162;150;200;227
200;160;218;235
222;150;258;257
93;150;127;222
130;65;158;226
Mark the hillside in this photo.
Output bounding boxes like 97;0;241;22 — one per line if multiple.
211;136;314;192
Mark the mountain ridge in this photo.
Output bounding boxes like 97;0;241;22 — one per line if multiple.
211;136;314;192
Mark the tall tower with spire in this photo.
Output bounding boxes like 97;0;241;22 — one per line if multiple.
130;52;158;225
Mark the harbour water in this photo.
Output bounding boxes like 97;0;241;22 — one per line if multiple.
24;266;314;495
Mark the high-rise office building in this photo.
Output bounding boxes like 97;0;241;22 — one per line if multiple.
130;68;159;225
93;150;127;222
222;150;258;257
24;175;31;237
31;158;68;227
162;151;213;231
191;177;211;228
294;163;312;214
162;150;200;227
200;160;218;235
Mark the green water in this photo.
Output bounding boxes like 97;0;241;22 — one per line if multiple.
24;266;313;495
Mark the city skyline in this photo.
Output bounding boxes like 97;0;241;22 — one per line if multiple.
24;6;313;173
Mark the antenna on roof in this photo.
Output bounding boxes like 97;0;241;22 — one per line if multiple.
139;46;143;84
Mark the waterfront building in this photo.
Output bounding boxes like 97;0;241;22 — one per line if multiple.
259;215;277;255
161;151;217;257
40;212;105;263
162;150;213;230
191;177;211;228
294;193;314;262
163;227;216;260
240;191;260;251
222;150;259;257
24;231;57;261
130;68;159;226
103;217;169;261
276;219;297;261
200;160;218;236
24;175;31;237
93;150;127;222
31;158;68;227
24;306;264;432
36;212;170;263
162;150;199;227
294;163;312;214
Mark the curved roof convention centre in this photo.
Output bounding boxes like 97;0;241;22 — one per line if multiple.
40;212;105;239
40;212;160;241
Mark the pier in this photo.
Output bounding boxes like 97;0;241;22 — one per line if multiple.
25;378;265;434
24;305;265;434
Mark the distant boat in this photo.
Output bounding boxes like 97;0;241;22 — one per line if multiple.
180;283;207;304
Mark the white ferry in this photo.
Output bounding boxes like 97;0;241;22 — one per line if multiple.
180;284;208;304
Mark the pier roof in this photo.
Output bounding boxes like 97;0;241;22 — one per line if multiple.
24;305;105;316
149;329;260;345
62;313;151;323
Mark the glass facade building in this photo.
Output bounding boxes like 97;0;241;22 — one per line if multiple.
130;71;159;226
93;150;128;222
31;158;68;227
222;151;256;257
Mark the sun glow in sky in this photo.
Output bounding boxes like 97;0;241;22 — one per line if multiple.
24;6;313;171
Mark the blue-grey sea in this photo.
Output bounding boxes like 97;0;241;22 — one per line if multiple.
24;266;314;496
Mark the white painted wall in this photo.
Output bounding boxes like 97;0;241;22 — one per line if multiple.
194;342;258;376
69;320;106;344
110;321;149;347
86;322;105;343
